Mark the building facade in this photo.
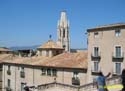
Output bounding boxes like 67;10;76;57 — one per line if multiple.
2;52;87;91
87;23;125;83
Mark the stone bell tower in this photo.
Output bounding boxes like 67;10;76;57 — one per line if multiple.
57;11;70;52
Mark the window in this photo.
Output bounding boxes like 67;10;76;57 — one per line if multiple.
46;50;49;57
8;79;10;87
63;29;65;38
21;67;24;72
115;46;121;57
72;71;80;85
20;67;25;78
94;32;99;38
73;72;79;78
115;29;121;37
7;65;11;75
47;69;51;76
115;63;121;74
21;83;25;91
94;61;99;72
41;68;46;75
52;69;57;76
60;30;61;37
8;65;10;70
94;47;99;57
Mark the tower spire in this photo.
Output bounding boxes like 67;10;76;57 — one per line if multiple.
57;11;70;52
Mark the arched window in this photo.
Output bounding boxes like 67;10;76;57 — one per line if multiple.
63;29;65;38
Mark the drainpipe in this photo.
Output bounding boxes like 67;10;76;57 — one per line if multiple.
15;64;16;91
3;64;5;91
33;67;35;91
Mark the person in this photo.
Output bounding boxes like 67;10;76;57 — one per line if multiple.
121;69;125;91
96;71;111;91
24;84;30;91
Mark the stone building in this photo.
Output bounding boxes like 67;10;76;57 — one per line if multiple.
87;23;125;83
1;11;125;91
0;47;12;54
2;51;87;91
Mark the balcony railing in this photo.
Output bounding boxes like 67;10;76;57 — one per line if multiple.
112;72;121;76
91;52;101;60
20;71;25;78
91;67;101;75
72;77;80;86
7;70;11;75
5;87;12;91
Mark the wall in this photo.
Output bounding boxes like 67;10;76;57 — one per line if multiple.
87;28;125;83
2;64;87;91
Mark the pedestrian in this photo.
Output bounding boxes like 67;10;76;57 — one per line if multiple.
96;71;111;91
24;84;30;91
121;69;125;91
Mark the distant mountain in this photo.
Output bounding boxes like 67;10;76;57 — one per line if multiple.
9;45;40;51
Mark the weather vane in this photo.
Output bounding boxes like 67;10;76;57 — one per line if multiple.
49;34;52;39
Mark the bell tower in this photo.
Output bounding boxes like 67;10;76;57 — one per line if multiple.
57;11;70;52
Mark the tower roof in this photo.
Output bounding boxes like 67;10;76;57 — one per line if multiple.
58;11;69;27
38;40;64;49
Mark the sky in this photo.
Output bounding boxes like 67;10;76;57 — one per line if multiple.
0;0;125;48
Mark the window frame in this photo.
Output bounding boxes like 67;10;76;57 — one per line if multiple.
115;29;121;37
93;61;99;72
52;69;57;76
47;68;51;76
94;32;99;38
41;68;46;75
115;62;121;74
7;79;10;87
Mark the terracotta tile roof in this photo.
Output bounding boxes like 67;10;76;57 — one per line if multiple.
87;23;125;32
4;56;50;65
3;51;88;69
35;51;88;69
0;47;12;52
38;40;63;49
96;23;125;28
0;54;16;63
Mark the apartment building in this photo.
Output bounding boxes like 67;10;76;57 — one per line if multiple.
2;51;87;91
87;23;125;83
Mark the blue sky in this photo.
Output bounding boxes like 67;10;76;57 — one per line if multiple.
0;0;125;48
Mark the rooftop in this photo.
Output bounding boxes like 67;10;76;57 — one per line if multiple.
87;23;125;32
2;51;88;69
0;47;12;52
37;40;63;49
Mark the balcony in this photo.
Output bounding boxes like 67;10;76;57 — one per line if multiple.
72;77;80;85
6;87;12;91
91;52;101;60
112;72;121;76
91;68;101;75
20;71;25;78
112;52;124;62
7;70;11;75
